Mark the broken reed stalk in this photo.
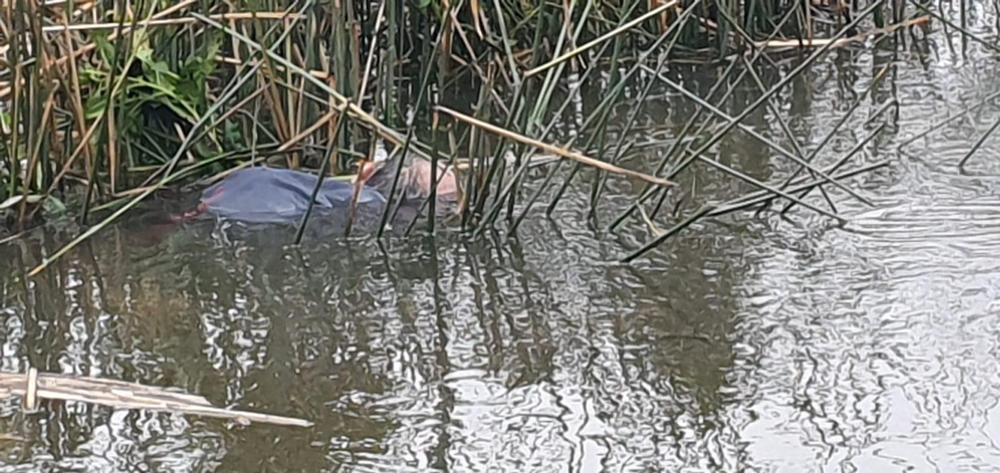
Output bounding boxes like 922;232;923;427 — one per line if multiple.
435;106;676;188
0;369;311;428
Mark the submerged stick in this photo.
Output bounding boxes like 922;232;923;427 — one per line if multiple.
435;106;676;188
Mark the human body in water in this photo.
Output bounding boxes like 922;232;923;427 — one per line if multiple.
176;145;460;231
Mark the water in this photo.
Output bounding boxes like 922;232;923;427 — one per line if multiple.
3;40;1000;472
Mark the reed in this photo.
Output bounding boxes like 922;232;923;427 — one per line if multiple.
0;0;976;270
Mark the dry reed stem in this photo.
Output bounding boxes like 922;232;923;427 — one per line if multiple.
436;106;676;188
754;15;930;48
39;12;305;33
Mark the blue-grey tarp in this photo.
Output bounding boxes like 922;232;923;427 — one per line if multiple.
200;167;385;224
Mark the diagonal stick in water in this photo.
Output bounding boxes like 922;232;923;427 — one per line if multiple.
775;68;892;188
713;159;890;217
957;114;1000;170
691;155;845;222
720;121;889;210
620;204;716;263
780;122;888;215
640;64;874;207
658;1;883;219
607;2;803;232
435;106;677;187
735;53;840;212
623;146;890;263
897;89;1000;151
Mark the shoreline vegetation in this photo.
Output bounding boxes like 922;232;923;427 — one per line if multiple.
0;0;988;272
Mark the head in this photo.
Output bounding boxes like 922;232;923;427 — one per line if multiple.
354;142;391;188
354;147;459;204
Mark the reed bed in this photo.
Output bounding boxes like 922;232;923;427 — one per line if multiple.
0;0;983;271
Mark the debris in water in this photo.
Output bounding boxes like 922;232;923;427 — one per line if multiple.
0;367;313;428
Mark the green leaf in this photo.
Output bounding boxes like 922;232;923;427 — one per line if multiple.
84;93;108;120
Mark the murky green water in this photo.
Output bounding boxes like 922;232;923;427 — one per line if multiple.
4;36;1000;472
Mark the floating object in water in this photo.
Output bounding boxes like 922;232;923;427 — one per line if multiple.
1;367;312;427
195;166;385;224
357;147;460;204
174;153;461;227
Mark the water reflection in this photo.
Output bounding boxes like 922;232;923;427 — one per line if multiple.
4;23;1000;473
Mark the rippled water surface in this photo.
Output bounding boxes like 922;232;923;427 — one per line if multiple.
4;39;1000;472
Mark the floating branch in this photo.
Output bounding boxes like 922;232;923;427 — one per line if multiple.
1;368;312;428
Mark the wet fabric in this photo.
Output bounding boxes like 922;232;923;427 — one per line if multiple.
200;167;385;224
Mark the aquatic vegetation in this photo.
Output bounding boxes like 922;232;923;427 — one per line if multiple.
0;0;984;272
